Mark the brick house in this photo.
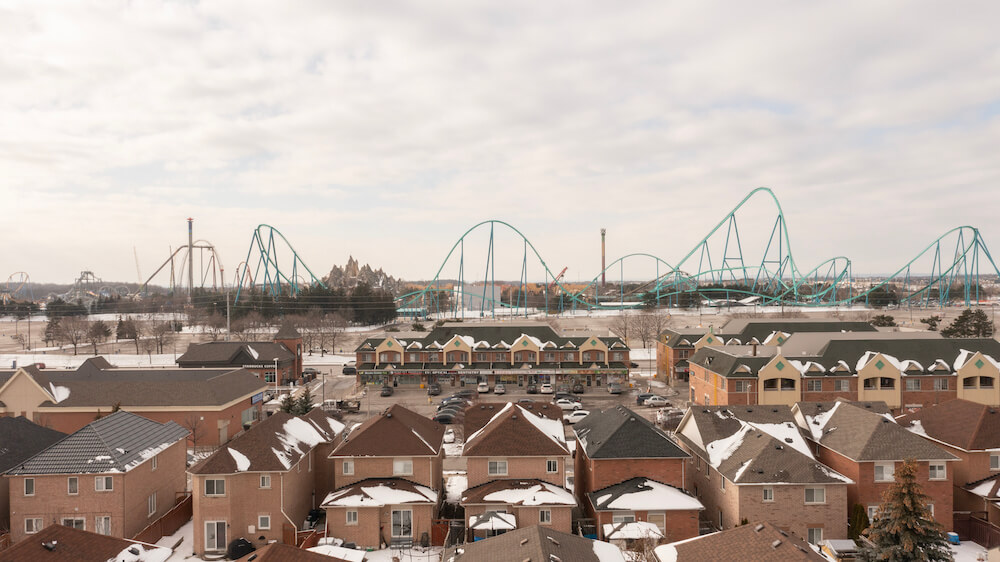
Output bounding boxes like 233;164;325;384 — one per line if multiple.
177;323;303;386
587;478;703;543
674;405;851;544
461;403;575;534
354;323;630;389
188;409;344;556
654;520;826;561
0;523;172;561
5;411;188;543
463;401;562;437
688;333;1000;412
324;404;444;548
0;416;65;531
573;405;700;542
657;319;876;383
792;400;958;529
0;358;267;447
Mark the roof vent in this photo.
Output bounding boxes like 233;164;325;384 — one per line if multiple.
630;417;636;422
520;538;529;546
991;409;997;414
771;539;782;549
512;415;518;420
386;413;393;418
784;438;793;443
746;408;753;413
775;445;783;450
772;408;778;413
754;524;765;532
128;547;140;555
42;541;58;551
547;536;560;546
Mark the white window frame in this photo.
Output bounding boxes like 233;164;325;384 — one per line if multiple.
25;518;43;534
68;476;78;495
874;462;895;483
929;462;947;481
343;460;354;475
807;527;823;544
391;509;413;538
24;478;34;496
151;455;158;471
806;380;822;392
868;505;880;520
148;492;157;517
346;510;358;526
720;475;726;490
205;520;227;551
805;487;826;504
61;517;85;530
393;459;413;476
539;509;552;524
260;474;271;489
488;460;508;476
612;514;636;524
95;516;111;535
762;487;774;502
258;515;271;530
205;478;226;497
95;475;114;492
934;378;949;391
835;380;850;392
906;378;921;391
546;460;558;474
928;503;935;517
992;454;1000;471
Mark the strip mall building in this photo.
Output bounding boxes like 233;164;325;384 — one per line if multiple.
354;323;630;389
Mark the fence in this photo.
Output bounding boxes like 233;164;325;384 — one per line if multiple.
954;511;1000;548
298;528;325;549
132;493;192;545
0;533;10;552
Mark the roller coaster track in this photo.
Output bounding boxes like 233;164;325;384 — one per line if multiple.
398;188;1000;315
233;225;327;303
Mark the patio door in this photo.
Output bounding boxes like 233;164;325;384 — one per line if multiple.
206;521;227;551
392;510;413;538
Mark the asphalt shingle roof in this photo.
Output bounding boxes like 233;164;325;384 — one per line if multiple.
332;404;444;457
443;525;625;562
573;405;688;459
587;477;703;512
897;399;1000;451
0;523;170;562
654;521;826;561
7;411;188;475
463;404;569;457
177;341;294;366
355;323;628;353
0;416;67;473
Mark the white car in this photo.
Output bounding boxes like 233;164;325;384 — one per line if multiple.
477;382;490;393
554;398;582;411
539;383;554;394
494;383;506;395
644;396;669;407
564;410;591;424
443;428;456;444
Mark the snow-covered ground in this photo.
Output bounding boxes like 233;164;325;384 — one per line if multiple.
951;540;988;561
444;471;468;504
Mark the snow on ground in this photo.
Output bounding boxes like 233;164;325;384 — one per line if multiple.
157;520;206;562
362;546;443;561
2;352;178;369
443;443;464;457
951;540;988;562
445;471;468;504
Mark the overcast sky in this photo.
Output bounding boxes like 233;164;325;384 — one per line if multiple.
3;1;999;287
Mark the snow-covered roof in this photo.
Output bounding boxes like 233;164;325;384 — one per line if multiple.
322;479;437;508
469;512;516;531
602;521;664;540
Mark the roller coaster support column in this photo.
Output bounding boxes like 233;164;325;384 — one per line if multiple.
188;218;195;300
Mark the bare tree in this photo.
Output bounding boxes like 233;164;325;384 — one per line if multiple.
204;313;226;341
301;310;323;355
146;316;174;354
610;313;634;346
59;316;89;355
321;312;348;356
184;413;205;453
633;313;656;351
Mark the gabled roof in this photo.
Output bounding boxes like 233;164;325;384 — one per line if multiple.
332;404;443;457
795;401;957;462
0;523;171;562
966;474;1000;501
443;525;627;562
177;341;294;366
463;403;569;457
574;405;688;460
321;478;437;508
654;521;825;561
588;477;703;512
7;411;188;475
719;318;877;343
463;401;562;436
897;399;1000;452
689;346;777;377
274;324;302;340
461;479;576;506
190;410;343;475
0;416;67;473
676;406;852;485
355;322;629;353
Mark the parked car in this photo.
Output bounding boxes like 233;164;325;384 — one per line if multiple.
556;384;571;394
380;385;394;397
517;398;535;405
563;410;591;425
554;398;583;411
554;391;581;402
443;428;456;444
540;383;554;394
427;383;442;396
433;412;458;424
526;384;539;394
607;383;623;395
635;392;656;406
494;383;506;395
571;383;585;394
342;362;357;375
644;395;669;407
477;382;490;393
303;367;321;376
455;389;479;399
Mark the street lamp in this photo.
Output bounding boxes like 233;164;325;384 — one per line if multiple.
273;357;279;397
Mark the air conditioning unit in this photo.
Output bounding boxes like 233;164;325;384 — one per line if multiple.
248;525;256;534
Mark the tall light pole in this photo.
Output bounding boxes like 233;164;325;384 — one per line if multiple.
273;357;279;397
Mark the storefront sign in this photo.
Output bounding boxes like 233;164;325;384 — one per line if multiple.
251;392;264;404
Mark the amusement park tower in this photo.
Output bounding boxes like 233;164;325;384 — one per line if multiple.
601;228;606;287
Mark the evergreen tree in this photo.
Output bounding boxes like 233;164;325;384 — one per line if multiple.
859;460;951;562
279;393;296;414
295;387;314;415
870;314;898;327
941;308;994;338
849;503;870;539
920;315;942;331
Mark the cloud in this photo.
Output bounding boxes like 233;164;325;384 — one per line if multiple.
2;0;1000;285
